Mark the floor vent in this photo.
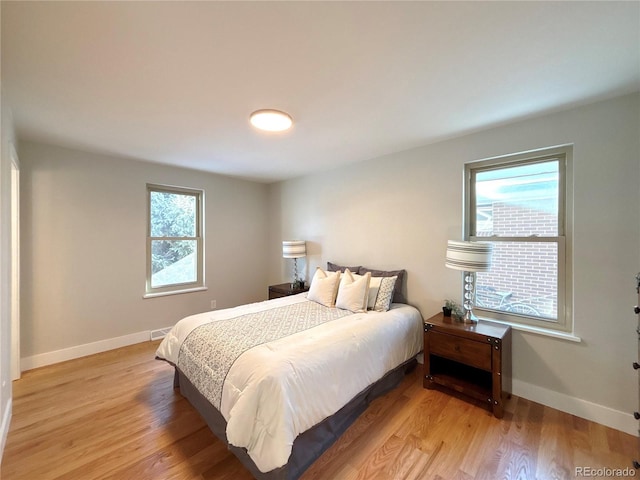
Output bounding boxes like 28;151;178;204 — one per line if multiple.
150;327;171;341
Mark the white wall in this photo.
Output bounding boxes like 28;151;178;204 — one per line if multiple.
19;142;270;364
0;95;17;456
268;93;640;434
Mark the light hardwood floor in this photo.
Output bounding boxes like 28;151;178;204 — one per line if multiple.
1;341;636;480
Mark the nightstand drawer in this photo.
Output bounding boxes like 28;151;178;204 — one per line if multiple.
429;331;492;371
269;291;288;300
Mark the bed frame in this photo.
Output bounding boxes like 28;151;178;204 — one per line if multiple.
173;358;416;480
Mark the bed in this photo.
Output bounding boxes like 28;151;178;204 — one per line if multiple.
155;266;423;480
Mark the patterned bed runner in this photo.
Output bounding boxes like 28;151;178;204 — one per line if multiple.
176;300;352;409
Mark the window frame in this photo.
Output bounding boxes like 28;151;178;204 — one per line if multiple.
464;145;573;333
145;183;205;298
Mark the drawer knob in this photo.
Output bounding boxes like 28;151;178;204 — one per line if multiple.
634;412;640;420
634;460;640;469
635;306;640;314
634;362;640;370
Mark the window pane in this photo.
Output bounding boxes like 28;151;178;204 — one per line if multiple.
476;241;557;321
150;191;196;237
151;240;197;287
475;161;559;237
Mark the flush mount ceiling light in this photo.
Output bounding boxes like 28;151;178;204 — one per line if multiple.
249;109;293;132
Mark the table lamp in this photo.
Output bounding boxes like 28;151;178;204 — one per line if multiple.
445;240;493;323
282;240;306;288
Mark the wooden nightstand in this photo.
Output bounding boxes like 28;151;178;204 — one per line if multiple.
268;282;309;300
423;312;512;418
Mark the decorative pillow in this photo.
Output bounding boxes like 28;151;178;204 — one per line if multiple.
373;276;397;312
307;268;341;307
358;267;406;304
335;269;371;313
327;261;362;274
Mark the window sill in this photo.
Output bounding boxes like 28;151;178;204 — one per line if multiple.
143;286;208;299
479;316;581;343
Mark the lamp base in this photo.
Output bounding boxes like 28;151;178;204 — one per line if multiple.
461;271;479;324
460;309;479;324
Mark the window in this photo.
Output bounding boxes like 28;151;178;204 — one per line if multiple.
145;184;204;297
465;145;572;332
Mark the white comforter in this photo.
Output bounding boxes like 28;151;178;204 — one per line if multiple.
155;293;423;473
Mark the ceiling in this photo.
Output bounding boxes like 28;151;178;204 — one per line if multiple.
2;1;639;183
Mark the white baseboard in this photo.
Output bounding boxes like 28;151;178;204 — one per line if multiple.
512;379;637;437
0;397;12;464
21;331;151;372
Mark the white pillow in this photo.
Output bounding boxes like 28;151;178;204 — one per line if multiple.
307;267;341;307
335;269;371;313
349;274;386;310
366;276;383;309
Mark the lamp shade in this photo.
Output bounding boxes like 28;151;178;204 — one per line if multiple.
445;240;492;272
282;240;306;258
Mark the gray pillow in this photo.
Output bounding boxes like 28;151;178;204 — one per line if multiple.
327;262;362;274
